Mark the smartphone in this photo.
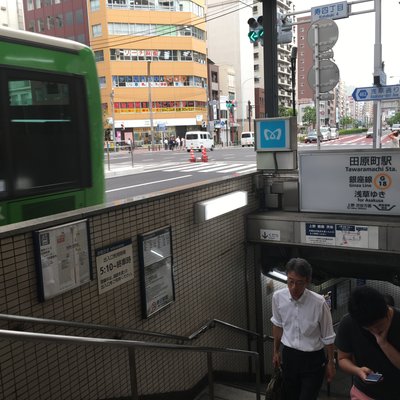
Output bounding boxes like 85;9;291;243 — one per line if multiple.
365;373;383;383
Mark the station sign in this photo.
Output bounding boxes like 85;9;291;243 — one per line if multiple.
255;117;294;151
299;150;400;216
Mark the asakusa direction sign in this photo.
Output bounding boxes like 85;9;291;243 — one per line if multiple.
352;85;400;101
299;150;400;215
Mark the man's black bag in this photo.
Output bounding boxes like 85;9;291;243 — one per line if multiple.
265;367;283;400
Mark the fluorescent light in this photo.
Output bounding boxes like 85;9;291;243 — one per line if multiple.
267;270;287;283
195;191;248;223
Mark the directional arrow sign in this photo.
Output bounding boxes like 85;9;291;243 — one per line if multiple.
352;85;400;101
248;31;259;43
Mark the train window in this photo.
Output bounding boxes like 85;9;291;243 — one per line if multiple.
1;68;91;199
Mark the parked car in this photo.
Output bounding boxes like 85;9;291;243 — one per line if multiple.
320;126;330;141
366;128;373;138
329;127;339;140
304;130;319;143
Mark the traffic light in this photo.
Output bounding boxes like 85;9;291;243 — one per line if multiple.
247;16;263;45
277;14;292;44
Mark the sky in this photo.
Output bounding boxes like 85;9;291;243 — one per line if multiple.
293;0;400;89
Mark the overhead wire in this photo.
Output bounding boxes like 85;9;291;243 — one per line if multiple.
91;0;255;50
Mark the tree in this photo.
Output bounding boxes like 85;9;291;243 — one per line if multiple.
387;112;400;127
302;106;316;127
340;116;354;129
279;106;294;117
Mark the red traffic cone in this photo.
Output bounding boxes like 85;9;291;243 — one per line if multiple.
201;146;208;162
189;147;196;162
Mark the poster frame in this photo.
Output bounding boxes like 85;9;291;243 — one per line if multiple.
137;226;175;319
33;219;92;302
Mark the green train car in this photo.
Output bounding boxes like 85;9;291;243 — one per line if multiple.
0;27;104;226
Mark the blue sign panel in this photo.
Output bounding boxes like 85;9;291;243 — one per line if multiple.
256;118;290;151
311;1;348;21
352;85;400;101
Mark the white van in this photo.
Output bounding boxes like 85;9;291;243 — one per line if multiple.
319;126;330;141
329;127;339;140
185;131;214;152
240;131;254;147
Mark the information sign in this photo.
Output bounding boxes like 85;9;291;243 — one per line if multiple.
34;220;91;301
311;1;348;21
299;150;400;216
95;240;134;295
352;85;400;101
138;226;175;318
255;117;291;151
302;222;378;249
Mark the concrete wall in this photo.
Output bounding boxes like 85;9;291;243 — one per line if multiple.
0;174;260;400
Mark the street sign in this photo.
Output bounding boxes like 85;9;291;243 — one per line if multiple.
307;19;339;53
311;1;348;22
308;60;340;93
352;85;400;102
255;118;292;151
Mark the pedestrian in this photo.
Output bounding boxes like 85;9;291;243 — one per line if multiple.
164;138;168;150
127;138;132;153
181;137;185;150
335;285;400;400
175;136;180;150
169;137;175;150
388;130;400;148
271;258;336;400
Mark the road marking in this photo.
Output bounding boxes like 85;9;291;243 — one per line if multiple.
216;164;257;173
106;175;192;192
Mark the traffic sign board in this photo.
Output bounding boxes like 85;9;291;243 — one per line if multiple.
352;85;400;101
311;1;348;22
308;60;340;93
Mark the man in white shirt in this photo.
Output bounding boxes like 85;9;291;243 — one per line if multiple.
271;258;336;400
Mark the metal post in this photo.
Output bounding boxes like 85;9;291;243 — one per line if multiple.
110;90;117;152
147;61;155;150
128;348;139;400
291;47;297;117
207;352;214;400
373;0;382;149
263;0;278;117
314;25;321;150
248;100;252;131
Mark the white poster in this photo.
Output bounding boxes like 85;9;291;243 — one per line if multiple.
96;240;134;295
138;227;175;318
299;150;400;215
34;220;91;301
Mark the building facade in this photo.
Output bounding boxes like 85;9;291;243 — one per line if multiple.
23;0;208;144
1;0;24;29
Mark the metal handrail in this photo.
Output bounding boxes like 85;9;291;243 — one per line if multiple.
0;328;261;400
0;313;269;344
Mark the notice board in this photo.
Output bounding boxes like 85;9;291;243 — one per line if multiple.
34;220;91;301
138;226;175;318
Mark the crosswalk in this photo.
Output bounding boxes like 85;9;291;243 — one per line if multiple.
105;161;257;177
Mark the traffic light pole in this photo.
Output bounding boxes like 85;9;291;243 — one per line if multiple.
262;0;278;118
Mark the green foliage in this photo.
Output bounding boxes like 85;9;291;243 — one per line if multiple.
302;106;316;126
338;128;367;135
340;116;355;128
279;106;294;117
387;112;400;126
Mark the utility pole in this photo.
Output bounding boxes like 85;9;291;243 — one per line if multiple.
110;90;116;152
263;0;278;117
248;100;252;131
290;46;297;117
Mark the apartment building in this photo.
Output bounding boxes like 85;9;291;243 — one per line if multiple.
23;0;208;144
0;0;24;29
252;0;294;113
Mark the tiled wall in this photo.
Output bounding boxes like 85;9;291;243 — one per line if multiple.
0;174;260;400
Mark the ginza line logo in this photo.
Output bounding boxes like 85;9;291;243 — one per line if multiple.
264;128;282;141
